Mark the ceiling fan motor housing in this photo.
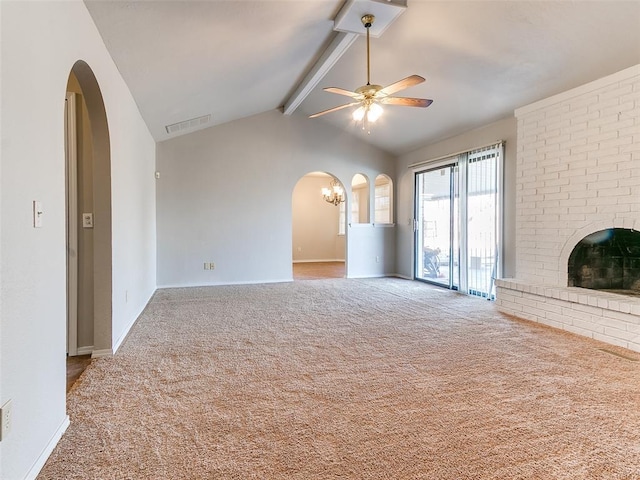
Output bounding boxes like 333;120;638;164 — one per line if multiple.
361;14;375;29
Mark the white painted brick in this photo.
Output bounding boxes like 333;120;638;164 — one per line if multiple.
603;326;634;342
589;113;623;129
598;187;631;197
571;317;604;334
598;83;633;100
599;135;633;150
571;303;604;316
603;309;640;325
592;332;630;349
596;169;624;181
537;301;563;315
544;192;570;201
600;316;633;333
602;100;635;118
564;324;596;338
587;195;618;206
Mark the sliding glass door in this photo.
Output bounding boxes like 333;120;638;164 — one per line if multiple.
414;144;502;298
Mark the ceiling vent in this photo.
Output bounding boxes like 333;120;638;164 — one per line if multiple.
165;114;211;134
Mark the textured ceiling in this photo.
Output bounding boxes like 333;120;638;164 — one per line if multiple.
85;1;640;155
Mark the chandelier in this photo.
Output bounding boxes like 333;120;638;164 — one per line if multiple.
322;178;346;206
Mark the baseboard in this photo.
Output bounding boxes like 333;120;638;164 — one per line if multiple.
347;273;388;279
391;273;413;280
111;287;157;355
112;311;139;355
293;259;345;264
157;279;292;289
76;346;94;356
91;348;113;358
24;415;70;480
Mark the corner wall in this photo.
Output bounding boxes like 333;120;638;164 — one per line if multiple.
0;2;156;478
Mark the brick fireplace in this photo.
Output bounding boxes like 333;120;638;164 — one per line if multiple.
496;65;640;353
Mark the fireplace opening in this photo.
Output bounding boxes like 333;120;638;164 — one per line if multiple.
568;228;640;297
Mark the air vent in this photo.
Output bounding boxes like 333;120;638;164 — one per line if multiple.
165;114;211;134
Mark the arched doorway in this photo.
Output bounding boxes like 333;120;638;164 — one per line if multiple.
65;60;112;377
291;172;346;280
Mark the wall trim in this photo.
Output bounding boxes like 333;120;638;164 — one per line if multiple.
157;279;292;289
515;64;640;117
76;346;94;356
391;273;413;280
91;349;113;358
24;415;70;480
111;288;157;355
293;259;345;264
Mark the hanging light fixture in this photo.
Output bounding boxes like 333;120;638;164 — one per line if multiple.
322;178;346;206
310;13;433;131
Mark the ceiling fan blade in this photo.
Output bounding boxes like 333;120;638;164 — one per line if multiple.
324;87;362;98
379;75;425;96
309;102;359;118
381;97;433;108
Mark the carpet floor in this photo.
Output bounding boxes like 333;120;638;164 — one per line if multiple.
39;278;640;479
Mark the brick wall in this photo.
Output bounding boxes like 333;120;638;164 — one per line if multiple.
514;65;640;285
496;65;640;353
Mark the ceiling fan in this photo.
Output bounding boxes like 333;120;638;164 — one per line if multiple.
309;14;433;130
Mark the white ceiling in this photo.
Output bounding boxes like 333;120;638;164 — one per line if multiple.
84;1;640;156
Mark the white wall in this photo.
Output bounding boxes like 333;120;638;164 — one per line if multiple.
395;117;518;279
0;2;156;479
292;175;345;262
156;109;395;286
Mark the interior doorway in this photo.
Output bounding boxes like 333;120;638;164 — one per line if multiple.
292;172;346;280
65;61;113;367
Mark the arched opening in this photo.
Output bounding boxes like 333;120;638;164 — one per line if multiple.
65;60;112;388
291;172;346;280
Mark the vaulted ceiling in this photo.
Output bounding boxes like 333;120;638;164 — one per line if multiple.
85;0;640;155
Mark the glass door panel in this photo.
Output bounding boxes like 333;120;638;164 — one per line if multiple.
415;166;455;287
467;151;498;299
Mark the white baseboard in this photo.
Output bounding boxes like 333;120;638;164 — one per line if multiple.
157;279;291;289
24;415;70;480
294;259;345;263
391;273;413;280
111;287;157;355
75;346;94;356
91;349;113;358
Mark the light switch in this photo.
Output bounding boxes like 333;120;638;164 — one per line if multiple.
33;201;43;228
82;213;93;228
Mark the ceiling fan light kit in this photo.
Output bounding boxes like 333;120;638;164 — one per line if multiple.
310;13;433;133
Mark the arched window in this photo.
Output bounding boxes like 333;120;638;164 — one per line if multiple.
374;174;393;224
351;174;369;224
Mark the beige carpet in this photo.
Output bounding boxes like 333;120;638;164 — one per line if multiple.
39;278;640;479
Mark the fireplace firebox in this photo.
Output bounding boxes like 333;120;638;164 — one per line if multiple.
568;228;640;296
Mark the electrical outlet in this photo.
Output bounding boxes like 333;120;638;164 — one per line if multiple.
1;399;13;441
204;262;210;270
209;262;215;270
